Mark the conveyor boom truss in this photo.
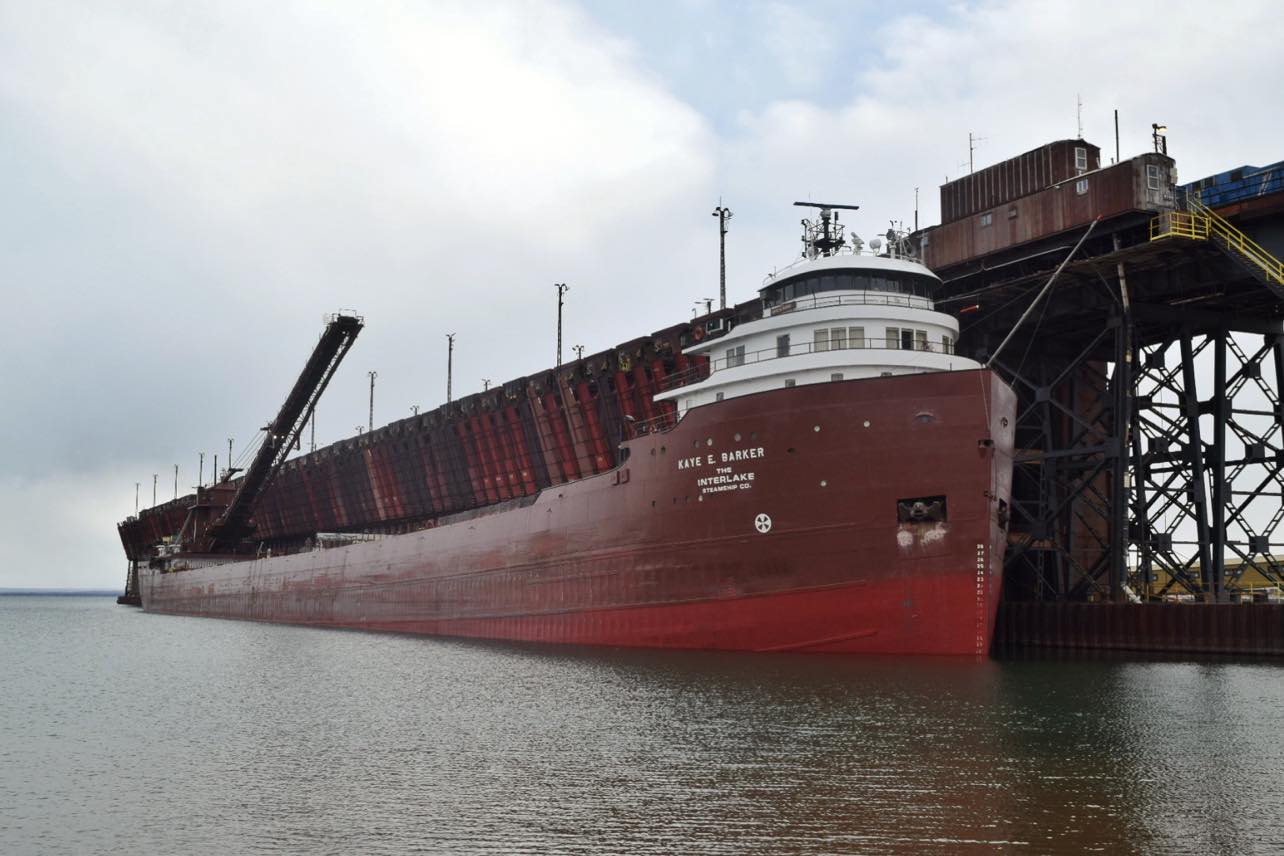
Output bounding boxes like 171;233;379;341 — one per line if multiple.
202;313;363;551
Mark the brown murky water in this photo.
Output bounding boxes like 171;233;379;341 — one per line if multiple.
2;595;1282;854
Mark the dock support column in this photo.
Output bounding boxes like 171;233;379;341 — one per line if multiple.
1180;332;1215;601
1210;330;1228;602
1109;311;1132;602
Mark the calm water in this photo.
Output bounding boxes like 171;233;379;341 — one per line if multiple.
2;596;1282;855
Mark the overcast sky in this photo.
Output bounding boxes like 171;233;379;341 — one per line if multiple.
3;0;1283;588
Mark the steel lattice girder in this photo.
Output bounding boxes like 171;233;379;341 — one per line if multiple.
1131;330;1284;598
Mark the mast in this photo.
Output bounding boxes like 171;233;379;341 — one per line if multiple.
793;201;860;258
199;312;363;551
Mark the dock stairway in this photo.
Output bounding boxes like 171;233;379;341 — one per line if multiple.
1151;194;1284;290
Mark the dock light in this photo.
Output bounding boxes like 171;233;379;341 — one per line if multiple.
1152;123;1168;155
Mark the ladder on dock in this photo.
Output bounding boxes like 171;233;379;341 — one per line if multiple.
1151;194;1284;287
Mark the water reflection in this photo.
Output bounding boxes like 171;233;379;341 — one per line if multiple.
2;599;1281;855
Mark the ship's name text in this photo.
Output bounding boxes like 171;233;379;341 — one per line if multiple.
676;447;765;470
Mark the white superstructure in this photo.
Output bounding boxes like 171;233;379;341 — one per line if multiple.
655;205;980;418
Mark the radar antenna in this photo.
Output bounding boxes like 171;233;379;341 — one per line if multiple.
793;201;860;259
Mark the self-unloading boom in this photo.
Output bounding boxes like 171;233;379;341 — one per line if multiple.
198;312;363;552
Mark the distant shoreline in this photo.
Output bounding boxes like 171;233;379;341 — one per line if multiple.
0;589;119;596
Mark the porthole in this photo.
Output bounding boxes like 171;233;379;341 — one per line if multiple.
706;438;713;446
734;432;742;442
813;425;821;433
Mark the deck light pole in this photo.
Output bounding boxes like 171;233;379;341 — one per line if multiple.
152;474;157;507
446;333;455;404
134;482;139;515
555;283;569;366
573;345;584;360
173;464;178;499
368;370;377;433
482;379;491;391
712;205;732;310
198;452;204;488
228;438;234;473
1152;123;1168;155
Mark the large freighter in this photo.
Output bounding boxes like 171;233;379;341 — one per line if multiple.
118;205;1015;655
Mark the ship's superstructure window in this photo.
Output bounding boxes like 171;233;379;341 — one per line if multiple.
883;327;932;350
1074;146;1088;172
1075;178;1089;195
820;326;867;350
762;269;939;308
658;229;978;419
980;212;993;227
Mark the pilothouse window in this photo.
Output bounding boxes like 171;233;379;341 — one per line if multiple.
763;270;939;307
815;329;830;352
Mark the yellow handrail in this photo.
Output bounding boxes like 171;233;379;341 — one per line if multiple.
1151;210;1209;241
1188;197;1284;285
1150;200;1284;285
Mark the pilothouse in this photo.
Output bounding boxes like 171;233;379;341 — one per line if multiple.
656;202;978;417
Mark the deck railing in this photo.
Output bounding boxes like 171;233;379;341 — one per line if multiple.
765;291;935;317
659;338;957;391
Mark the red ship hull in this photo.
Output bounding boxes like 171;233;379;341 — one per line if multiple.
141;370;1015;655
